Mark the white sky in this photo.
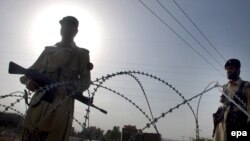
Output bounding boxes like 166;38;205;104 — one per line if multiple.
0;0;250;140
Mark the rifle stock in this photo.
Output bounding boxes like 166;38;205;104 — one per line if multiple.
9;61;27;74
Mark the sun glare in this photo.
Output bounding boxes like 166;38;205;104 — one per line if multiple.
29;3;102;57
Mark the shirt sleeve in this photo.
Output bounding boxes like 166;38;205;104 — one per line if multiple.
75;49;91;92
245;85;250;123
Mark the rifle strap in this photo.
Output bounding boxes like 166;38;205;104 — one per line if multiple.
233;81;246;109
237;81;246;95
226;81;249;139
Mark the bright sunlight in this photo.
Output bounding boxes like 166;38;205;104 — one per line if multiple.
29;2;102;57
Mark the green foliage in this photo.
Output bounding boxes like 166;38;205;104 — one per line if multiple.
75;126;104;140
74;126;121;141
104;126;121;141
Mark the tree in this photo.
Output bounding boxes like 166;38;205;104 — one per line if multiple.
78;126;104;140
104;126;121;141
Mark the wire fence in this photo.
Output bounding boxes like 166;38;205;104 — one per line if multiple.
0;70;227;141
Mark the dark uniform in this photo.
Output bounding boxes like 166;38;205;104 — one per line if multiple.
21;16;92;141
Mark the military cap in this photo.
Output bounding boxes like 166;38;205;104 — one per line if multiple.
59;16;79;28
225;59;241;69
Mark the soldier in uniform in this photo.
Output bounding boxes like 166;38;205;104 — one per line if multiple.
213;59;250;141
20;16;93;141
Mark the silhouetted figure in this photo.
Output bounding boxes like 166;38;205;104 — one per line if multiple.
20;16;92;141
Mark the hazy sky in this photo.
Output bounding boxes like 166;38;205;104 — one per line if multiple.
1;0;250;140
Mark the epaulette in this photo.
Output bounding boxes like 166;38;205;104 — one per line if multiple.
44;45;56;50
75;46;89;54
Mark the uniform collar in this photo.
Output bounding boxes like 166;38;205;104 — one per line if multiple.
55;42;77;48
229;78;242;86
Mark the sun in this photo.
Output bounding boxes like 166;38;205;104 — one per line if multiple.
29;2;102;57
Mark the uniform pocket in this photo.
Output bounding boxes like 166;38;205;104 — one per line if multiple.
60;66;79;81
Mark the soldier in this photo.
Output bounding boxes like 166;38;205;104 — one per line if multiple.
20;16;93;141
213;59;250;141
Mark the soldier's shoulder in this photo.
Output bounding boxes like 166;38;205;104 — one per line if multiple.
243;81;250;88
242;81;250;95
44;45;57;51
34;46;56;54
222;83;229;88
223;83;228;87
75;46;89;54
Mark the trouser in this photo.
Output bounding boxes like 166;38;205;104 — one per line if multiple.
226;111;248;141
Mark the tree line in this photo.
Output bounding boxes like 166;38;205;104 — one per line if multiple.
71;126;121;141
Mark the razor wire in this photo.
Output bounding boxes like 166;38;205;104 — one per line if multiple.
85;72;158;133
195;81;218;139
92;70;199;138
1;70;249;141
0;70;192;140
217;85;250;118
88;71;160;133
126;73;159;134
0;91;26;99
57;70;199;140
0;91;26;113
0;103;24;117
0;70;203;140
91;83;153;122
1;76;151;140
217;84;247;110
0;81;150;140
2;98;24;114
127;81;250;141
79;82;155;141
128;82;218;141
234;95;247;108
80;89;92;140
0;80;91;141
0;80;110;140
87;71;197;134
0;82;154;140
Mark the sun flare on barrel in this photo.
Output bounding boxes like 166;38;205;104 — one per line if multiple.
29;3;102;56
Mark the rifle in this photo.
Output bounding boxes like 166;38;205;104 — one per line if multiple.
8;61;107;114
212;106;225;137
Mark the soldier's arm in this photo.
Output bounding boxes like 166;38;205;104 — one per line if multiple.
245;85;250;123
75;48;91;92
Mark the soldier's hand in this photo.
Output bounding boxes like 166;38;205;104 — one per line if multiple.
26;79;40;91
